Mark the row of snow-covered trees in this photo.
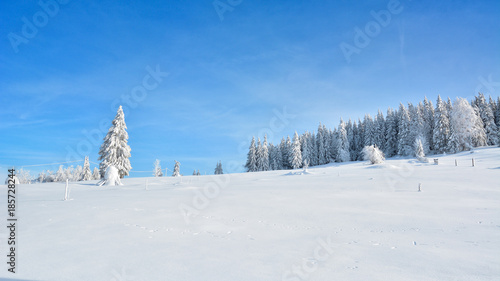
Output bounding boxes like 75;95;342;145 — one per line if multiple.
245;94;500;172
33;156;101;183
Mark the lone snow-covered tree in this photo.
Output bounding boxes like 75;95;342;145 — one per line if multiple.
80;156;92;181
153;159;163;177
98;105;132;178
172;161;181;177
245;137;257;172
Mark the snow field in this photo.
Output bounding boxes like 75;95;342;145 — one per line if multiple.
0;147;499;281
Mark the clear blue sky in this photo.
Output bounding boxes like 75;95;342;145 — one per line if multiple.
1;0;499;179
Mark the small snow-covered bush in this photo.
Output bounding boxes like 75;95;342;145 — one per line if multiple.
414;138;428;162
362;145;385;164
96;166;122;186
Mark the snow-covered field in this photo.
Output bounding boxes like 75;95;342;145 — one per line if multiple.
1;147;499;281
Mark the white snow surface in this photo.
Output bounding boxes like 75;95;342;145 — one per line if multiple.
2;147;500;281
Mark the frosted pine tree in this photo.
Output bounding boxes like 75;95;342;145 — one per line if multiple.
433;96;450;154
423;97;435;151
363;114;375;147
474;93;498;145
301;132;311;166
336;119;350;162
290;131;302;169
98;105;132;178
258;135;270;171
92;167;101;180
153;159;163;177
414;138;427;162
193;170;197;176
397;103;413;156
384;107;398;157
374;110;386;150
172;161;181;177
245;137;257;172
80;156;92;181
214;161;223;174
317;124;327;165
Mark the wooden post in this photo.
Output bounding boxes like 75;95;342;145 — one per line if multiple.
455;159;457;166
472;158;475;167
418;183;421;192
434;159;439;165
64;179;69;200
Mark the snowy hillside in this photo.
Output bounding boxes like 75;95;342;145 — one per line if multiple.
1;147;499;281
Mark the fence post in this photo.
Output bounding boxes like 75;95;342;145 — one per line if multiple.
472;158;475;167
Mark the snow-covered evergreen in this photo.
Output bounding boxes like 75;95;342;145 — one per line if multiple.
474;93;498;145
214;161;223;174
80;156;92;181
397;103;413;156
433;96;450;154
153;159;163;177
336;119;350;162
92;167;101;180
245;137;257;172
98;105;132;178
172;161;181;177
96;166;122;186
290;132;302;169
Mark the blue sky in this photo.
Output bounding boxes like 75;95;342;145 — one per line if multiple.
1;0;499;179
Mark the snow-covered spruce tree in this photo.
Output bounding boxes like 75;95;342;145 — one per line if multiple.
193;170;197;176
397;103;413;156
384;107;398;158
362;145;385;164
363;114;375;147
317;124;327;165
448;98;487;152
245;137;257;172
374;110;386;151
336;119;350;162
80;156;92;181
290;131;303;169
153;159;163;177
414;138;427;162
257;135;270;171
433;96;450;154
409;103;425;148
197;170;200;176
92;167;101;180
172;161;181;177
285;135;293;168
98;105;132;178
423;97;435;151
474;93;498;145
